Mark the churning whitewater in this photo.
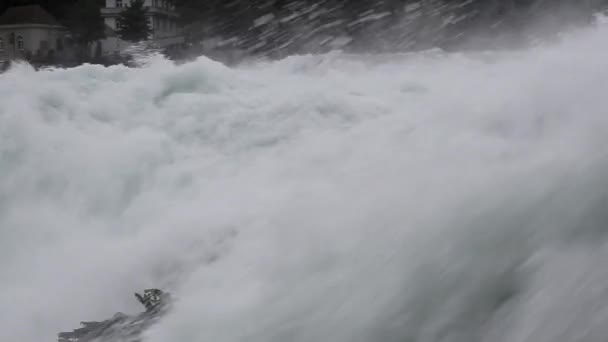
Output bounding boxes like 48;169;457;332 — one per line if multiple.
3;21;608;342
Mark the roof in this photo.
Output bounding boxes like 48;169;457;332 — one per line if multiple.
0;5;63;27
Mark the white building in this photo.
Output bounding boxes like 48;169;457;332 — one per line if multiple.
0;5;74;62
100;0;184;54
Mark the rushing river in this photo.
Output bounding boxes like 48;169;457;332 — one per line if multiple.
2;19;608;342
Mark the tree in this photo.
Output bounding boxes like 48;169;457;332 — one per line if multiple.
67;0;105;45
66;0;106;61
117;0;152;42
94;41;102;59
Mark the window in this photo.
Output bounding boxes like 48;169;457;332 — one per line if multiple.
116;0;123;7
17;35;24;50
56;38;63;51
116;20;122;29
0;37;4;51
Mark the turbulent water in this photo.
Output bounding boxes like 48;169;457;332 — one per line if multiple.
3;19;608;342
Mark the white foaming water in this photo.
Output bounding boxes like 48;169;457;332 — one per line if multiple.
2;23;608;342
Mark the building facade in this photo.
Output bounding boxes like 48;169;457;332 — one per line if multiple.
101;0;183;53
0;5;74;63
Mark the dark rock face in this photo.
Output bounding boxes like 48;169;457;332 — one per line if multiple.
57;289;171;342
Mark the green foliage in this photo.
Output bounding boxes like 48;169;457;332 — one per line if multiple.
66;0;106;46
117;0;152;42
